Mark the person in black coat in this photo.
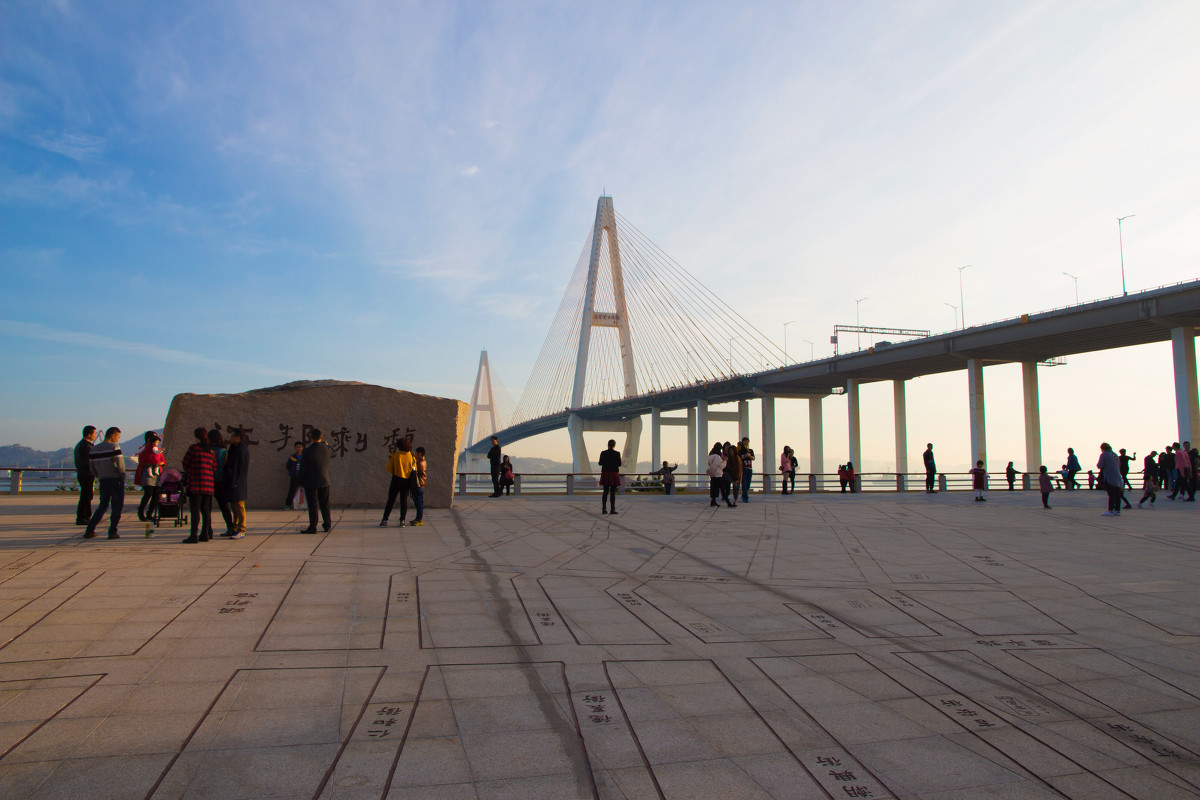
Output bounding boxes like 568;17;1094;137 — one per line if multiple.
598;439;622;514
299;428;332;533
74;425;98;524
487;436;502;497
223;429;250;538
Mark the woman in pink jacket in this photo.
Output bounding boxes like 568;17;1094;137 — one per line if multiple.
134;431;165;521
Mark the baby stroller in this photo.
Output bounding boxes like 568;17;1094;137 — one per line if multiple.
155;468;188;527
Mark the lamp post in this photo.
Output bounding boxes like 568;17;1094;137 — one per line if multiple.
1062;271;1079;304
945;302;958;329
727;335;741;373
957;265;971;328
801;338;814;361
782;320;796;365
1117;214;1134;296
855;297;868;349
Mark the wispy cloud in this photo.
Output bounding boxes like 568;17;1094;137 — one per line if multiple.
29;130;106;161
0;320;322;380
459;165;480;177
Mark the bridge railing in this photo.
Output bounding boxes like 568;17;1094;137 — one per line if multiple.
453;472;1047;497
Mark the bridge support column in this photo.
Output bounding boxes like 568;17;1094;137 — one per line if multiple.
651;407;662;470
1022;362;1042;487
1172;326;1199;444
737;400;750;441
846;379;861;479
687;405;697;488
809;396;824;491
967;358;987;468
570;413;642;476
568;413;589;475
696;400;709;489
761;396;776;494
894;380;908;491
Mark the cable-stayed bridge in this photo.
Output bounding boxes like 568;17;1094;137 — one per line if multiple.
461;196;1200;487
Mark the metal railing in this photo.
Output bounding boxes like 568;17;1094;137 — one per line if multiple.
453;471;1039;497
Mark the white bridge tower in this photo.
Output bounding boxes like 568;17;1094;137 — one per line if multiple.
568;196;642;474
459;350;500;473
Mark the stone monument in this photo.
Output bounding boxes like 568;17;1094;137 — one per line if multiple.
162;381;469;509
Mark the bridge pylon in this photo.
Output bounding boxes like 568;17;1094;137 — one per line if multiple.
458;350;501;473
569;196;640;474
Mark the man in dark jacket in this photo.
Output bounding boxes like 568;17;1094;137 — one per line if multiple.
299;428;332;533
222;428;250;539
487;436;502;497
923;443;937;493
74;425;98;524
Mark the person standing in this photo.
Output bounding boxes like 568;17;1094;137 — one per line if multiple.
653;461;678;495
208;430;233;535
707;443;727;507
845;461;857;493
300;429;333;533
779;446;793;494
84;427;125;539
1118;448;1136;491
1159;446;1175;494
74;425;98;525
284;442;303;509
970;460;988;502
411;446;428;526
739;438;755;503
1168;441;1194;501
725;442;742;507
923;443;937;493
1098;443;1123;516
1038;466;1054;509
380;439;416;527
181;427;217;543
222;428;249;539
1005;461;1017;491
499;455;515;495
598;439;622;515
487;436;502;497
134;432;165;522
1065;448;1081;490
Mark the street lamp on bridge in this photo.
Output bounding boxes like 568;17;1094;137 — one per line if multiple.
728;335;741;373
957;265;971;328
945;302;958;329
782;320;796;365
1117;214;1135;296
801;338;814;361
1062;271;1079;305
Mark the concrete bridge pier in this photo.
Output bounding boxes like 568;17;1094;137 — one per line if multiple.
809;396;824;490
569;413;642;476
760;395;776;494
967;358;987;468
687;405;697;488
1173;325;1199;443
894;379;908;491
650;406;689;481
1022;362;1042;487
695;400;709;489
846;379;861;481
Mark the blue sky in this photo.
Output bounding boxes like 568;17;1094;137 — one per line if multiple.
2;1;1198;471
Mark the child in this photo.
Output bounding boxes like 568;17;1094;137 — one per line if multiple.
1038;465;1053;509
970;460;988;502
500;455;515;495
411;447;427;526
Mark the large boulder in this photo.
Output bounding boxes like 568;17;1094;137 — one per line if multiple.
162;381;468;509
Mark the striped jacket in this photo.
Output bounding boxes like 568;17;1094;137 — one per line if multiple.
89;441;125;481
181;443;217;496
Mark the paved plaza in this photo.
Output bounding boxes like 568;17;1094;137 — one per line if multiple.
0;490;1197;800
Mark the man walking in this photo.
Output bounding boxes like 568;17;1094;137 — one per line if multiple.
299;428;332;533
1065;448;1081;490
923;443;937;493
1118;448;1136;490
74;425;98;525
487;436;502;497
739;438;755;503
1169;441;1194;501
84;427;125;540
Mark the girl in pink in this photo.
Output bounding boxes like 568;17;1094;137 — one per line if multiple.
970;460;988;502
134;431;166;521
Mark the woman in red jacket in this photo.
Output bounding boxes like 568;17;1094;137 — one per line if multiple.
134;431;165;522
181;427;217;543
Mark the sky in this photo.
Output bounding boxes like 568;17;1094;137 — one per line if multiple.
2;0;1198;473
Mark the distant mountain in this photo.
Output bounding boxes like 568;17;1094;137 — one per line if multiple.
0;445;74;472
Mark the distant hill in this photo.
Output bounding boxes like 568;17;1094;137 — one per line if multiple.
0;444;74;473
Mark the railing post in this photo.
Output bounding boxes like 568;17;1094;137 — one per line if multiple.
566;474;575;495
896;473;904;492
618;477;625;495
514;474;522;496
1022;473;1031;491
457;473;467;496
8;470;21;495
938;473;948;492
808;473;817;493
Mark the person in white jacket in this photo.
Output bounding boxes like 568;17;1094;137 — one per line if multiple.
707;443;727;508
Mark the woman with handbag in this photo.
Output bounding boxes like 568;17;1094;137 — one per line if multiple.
598;439;622;515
